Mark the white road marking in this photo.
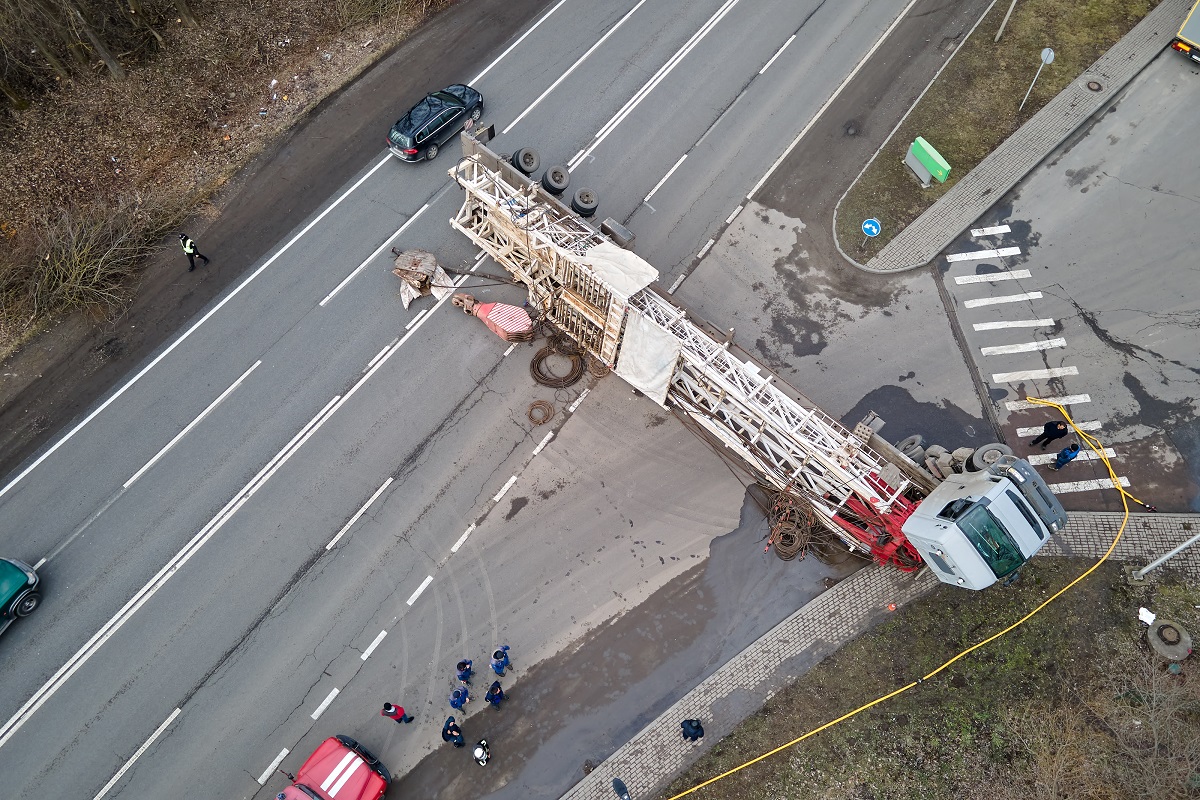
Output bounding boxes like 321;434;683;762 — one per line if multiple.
327;477;393;550
964;291;1042;308
531;430;555;456
311;688;340;720
971;224;1011;237
361;630;388;661
946;246;1022;262
450;524;476;554
1050;476;1130;493
697;239;715;259
469;0;571;84
759;34;795;74
974;319;1055;330
0;394;342;751
667;273;687;294
644;154;688;203
1016;420;1102;437
321;203;430;306
569;388;590;412
1005;393;1091;411
257;748;291;786
503;343;518;357
406;309;429;330
725;205;743;225
1027;448;1116;465
0;155;392;503
954;269;1031;284
570;0;745;171
493;475;518;502
366;341;395;370
748;0;923;198
504;0;652;135
92;707;181;800
980;337;1066;356
125;361;261;489
406;575;434;606
991;366;1078;383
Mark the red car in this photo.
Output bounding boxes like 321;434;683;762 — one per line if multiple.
278;735;391;800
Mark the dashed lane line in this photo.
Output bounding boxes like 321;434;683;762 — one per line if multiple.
971;224;1011;237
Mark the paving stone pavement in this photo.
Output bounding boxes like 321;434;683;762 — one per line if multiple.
558;511;1200;800
845;0;1194;274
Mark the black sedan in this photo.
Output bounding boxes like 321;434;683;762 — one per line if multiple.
386;84;484;162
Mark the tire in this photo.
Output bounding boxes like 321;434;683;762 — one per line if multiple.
425;143;439;161
970;442;1014;471
903;445;925;464
470;105;482;122
571;187;599;217
14;591;40;617
895;434;924;454
541;165;570;195
512;147;541;175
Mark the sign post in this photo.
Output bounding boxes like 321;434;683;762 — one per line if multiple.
1020;47;1055;112
861;218;881;248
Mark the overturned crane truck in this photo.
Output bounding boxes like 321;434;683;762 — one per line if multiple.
447;132;1067;590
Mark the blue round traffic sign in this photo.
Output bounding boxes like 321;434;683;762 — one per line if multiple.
862;218;881;237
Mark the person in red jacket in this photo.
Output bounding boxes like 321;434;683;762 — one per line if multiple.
380;702;413;723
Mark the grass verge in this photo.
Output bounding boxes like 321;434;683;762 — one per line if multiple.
835;0;1161;262
662;558;1200;800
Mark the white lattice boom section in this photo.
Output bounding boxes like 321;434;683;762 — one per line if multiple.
448;135;921;556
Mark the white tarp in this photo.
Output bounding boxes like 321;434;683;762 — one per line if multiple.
580;241;658;298
614;308;681;408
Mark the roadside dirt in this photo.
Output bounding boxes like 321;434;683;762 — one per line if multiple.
0;0;556;482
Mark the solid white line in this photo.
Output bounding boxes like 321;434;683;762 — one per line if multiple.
0;395;341;751
451;524;476;554
469;0;571;84
1050;476;1130;493
748;0;922;198
327;477;393;550
503;343;517;357
667;274;686;294
406;309;429;330
367;342;394;369
573;0;743;170
531;431;554;456
0;156;392;503
974;319;1055;331
954;269;1031;284
971;224;1011;237
980;338;1066;356
321;204;429;306
311;688;339;720
93;707;181;800
257;748;291;785
946;247;1022;262
1017;420;1102;436
1027;448;1116;465
759;34;795;74
644;155;688;203
406;575;434;606
125;361;261;488
569;388;590;412
503;0;652;135
361;630;388;661
725;205;743;225
963;291;1043;308
493;475;518;503
991;366;1078;383
1006;394;1091;411
697;239;715;259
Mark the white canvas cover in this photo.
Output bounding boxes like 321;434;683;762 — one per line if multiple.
580;241;658;298
614;308;681;408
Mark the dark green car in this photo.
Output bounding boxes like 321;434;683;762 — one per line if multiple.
0;558;40;636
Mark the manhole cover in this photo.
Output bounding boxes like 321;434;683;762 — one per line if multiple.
844;121;859;137
1087;80;1103;92
1148;619;1192;662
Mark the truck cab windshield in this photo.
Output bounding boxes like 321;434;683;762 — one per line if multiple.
956;505;1024;578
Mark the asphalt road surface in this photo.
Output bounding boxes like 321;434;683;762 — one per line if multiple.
939;50;1200;513
0;1;953;798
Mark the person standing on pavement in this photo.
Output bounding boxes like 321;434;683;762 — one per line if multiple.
1029;420;1069;450
449;687;471;709
484;681;505;709
681;719;705;742
489;645;511;677
380;702;413;724
456;659;474;685
442;716;465;747
1050;443;1081;471
179;233;210;271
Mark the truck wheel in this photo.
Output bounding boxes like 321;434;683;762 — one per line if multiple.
970;442;1014;471
541;165;570;195
512;147;540;175
571;188;598;217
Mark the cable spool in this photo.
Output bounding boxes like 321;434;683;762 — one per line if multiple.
530;346;585;388
527;400;554;425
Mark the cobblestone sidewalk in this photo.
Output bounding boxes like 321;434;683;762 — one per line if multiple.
559;511;1200;800
843;0;1193;274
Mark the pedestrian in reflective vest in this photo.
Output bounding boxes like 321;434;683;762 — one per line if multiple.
179;233;210;271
